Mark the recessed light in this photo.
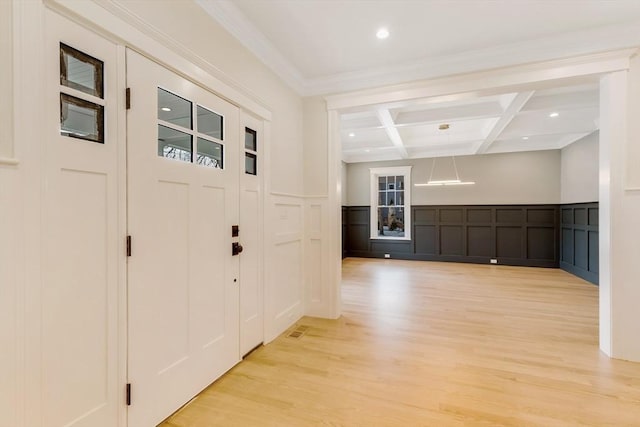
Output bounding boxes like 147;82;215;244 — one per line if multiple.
365;149;370;153
549;112;559;118
161;107;171;112
376;27;389;40
522;136;529;140
348;132;355;137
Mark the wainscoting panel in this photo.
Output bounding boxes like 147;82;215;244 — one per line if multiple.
560;202;599;285
414;225;437;255
343;205;560;268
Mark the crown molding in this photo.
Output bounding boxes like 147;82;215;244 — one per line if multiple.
195;2;640;98
196;0;306;95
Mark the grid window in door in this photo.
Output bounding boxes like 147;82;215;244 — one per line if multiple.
157;87;224;169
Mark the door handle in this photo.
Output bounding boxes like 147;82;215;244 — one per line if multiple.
232;242;244;256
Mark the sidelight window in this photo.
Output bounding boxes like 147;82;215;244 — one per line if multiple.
244;127;257;175
59;43;105;143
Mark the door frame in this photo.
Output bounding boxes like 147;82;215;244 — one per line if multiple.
324;49;638;358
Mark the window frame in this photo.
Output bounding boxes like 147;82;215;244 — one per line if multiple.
369;166;412;241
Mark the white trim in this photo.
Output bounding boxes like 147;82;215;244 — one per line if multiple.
369;166;412;241
0;0;14;160
0;157;19;166
44;0;273;121
269;192;329;199
270;191;306;199
325;49;636;112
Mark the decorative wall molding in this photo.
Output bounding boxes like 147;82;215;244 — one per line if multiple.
0;157;19;166
560;202;599;285
344;204;560;268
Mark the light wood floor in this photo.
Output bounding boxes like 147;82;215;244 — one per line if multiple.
161;258;640;426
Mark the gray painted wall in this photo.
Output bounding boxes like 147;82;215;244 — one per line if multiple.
346;150;561;206
341;161;348;205
560;132;599;204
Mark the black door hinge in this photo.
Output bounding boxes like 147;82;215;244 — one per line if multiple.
126;88;131;110
126;236;132;257
126;383;131;406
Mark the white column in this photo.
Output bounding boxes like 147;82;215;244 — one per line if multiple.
327;109;342;319
599;62;640;361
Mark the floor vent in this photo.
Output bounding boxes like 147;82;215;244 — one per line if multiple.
287;325;309;339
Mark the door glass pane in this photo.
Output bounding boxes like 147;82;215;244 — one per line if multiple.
158;88;192;129
60;43;104;98
60;93;104;143
378;176;386;190
196;137;223;169
245;127;257;151
197;106;223;140
396;175;404;190
245;152;257;175
396;190;404;206
158;125;192;162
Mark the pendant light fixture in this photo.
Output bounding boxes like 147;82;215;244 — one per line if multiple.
414;123;476;186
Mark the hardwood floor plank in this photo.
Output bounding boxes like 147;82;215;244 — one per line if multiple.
160;259;640;426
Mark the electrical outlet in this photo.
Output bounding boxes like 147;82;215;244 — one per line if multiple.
384;253;391;259
490;259;498;264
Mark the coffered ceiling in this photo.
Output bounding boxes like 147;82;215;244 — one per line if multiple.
341;82;599;163
197;1;635;161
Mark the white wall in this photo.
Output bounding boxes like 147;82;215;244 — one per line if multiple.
303;96;328;196
0;167;21;427
561;132;599;203
346;150;561;206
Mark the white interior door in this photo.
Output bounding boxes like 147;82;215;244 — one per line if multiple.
40;11;121;427
240;113;264;356
126;50;241;427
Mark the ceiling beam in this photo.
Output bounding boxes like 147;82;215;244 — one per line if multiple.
475;91;535;154
376;109;408;159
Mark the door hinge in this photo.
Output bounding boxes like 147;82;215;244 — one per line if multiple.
126;88;131;110
126;383;131;406
126;235;132;257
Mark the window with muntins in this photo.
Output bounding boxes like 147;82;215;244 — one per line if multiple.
370;166;412;240
157;87;224;169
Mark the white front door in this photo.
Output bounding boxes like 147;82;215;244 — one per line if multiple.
39;11;122;427
126;50;241;427
239;113;264;356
